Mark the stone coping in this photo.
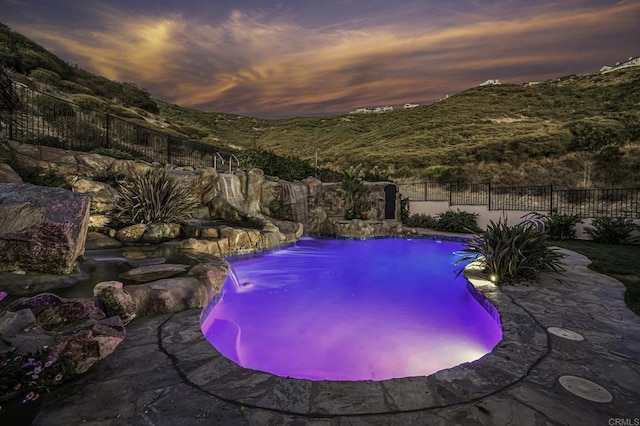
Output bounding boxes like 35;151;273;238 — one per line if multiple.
159;244;548;416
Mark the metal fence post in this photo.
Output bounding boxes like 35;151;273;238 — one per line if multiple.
448;182;452;206
549;184;554;214
166;135;172;164
488;182;492;210
105;114;110;148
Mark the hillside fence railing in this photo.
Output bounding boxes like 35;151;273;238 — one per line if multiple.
0;80;238;172
399;181;640;218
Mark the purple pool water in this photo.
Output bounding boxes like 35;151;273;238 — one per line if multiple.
201;238;502;381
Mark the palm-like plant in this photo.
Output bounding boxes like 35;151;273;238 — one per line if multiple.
458;219;565;285
337;163;368;219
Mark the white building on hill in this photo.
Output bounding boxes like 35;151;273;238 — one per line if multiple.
600;56;640;73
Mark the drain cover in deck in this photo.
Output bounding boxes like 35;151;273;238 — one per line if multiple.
558;376;613;403
547;327;584;341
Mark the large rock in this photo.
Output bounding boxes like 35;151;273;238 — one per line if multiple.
124;277;210;316
3;293;126;375
0;184;90;274
115;223;147;243
0;161;23;183
71;178;120;215
93;281;138;325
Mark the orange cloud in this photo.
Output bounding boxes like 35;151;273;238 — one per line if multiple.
8;1;639;117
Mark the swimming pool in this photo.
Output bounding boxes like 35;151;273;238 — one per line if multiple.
201;238;502;381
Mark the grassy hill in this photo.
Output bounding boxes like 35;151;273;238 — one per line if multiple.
1;22;639;186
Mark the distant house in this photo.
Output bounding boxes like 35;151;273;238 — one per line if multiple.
403;103;419;109
480;79;501;86
601;56;640;73
349;107;373;114
373;106;394;113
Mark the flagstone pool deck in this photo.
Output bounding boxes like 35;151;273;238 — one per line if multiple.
34;248;640;425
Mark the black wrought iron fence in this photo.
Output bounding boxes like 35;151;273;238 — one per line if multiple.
450;183;490;206
399;182;640;218
0;81;235;171
554;188;640;218
490;185;552;212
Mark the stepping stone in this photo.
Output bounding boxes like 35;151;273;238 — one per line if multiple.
126;257;167;268
119;264;190;283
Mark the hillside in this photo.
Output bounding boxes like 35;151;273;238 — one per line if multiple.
1;22;639;187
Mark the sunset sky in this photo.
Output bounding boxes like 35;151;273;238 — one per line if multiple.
1;0;638;118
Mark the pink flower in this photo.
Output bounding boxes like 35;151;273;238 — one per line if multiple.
0;291;7;301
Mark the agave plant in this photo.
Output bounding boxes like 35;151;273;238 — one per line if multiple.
115;168;199;225
457;219;565;285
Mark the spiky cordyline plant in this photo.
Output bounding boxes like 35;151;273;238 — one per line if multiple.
115;168;199;225
457;218;565;285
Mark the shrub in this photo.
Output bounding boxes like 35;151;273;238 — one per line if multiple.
237;148;319;181
70;94;109;111
458;219;565;285
37;94;75;122
435;209;481;233
404;213;438;228
532;210;582;240
115;168;199;225
585;217;639;244
26;167;68;188
91;148;133;160
400;196;410;223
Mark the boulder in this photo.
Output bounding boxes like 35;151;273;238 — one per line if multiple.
108;159;155;179
11;293;106;331
124;277;209;316
0;161;23;183
139;223;181;243
75;153;115;178
180;238;222;255
0;184;90;274
85;231;123;250
188;259;231;297
71;178;120;214
0;308;37;342
219;226;251;250
5;292;126;375
115;223;147;243
93;281;138;325
55;315;126;375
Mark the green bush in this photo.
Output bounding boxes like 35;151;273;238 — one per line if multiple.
27;167;68;187
435;209;481;233
37;94;75;122
532;210;582;240
585;217;639;244
70;94;110;111
115;168;199;225
29;68;61;85
404;213;438;228
400;196;410;223
91;147;134;160
458;219;565;285
237;147;340;182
